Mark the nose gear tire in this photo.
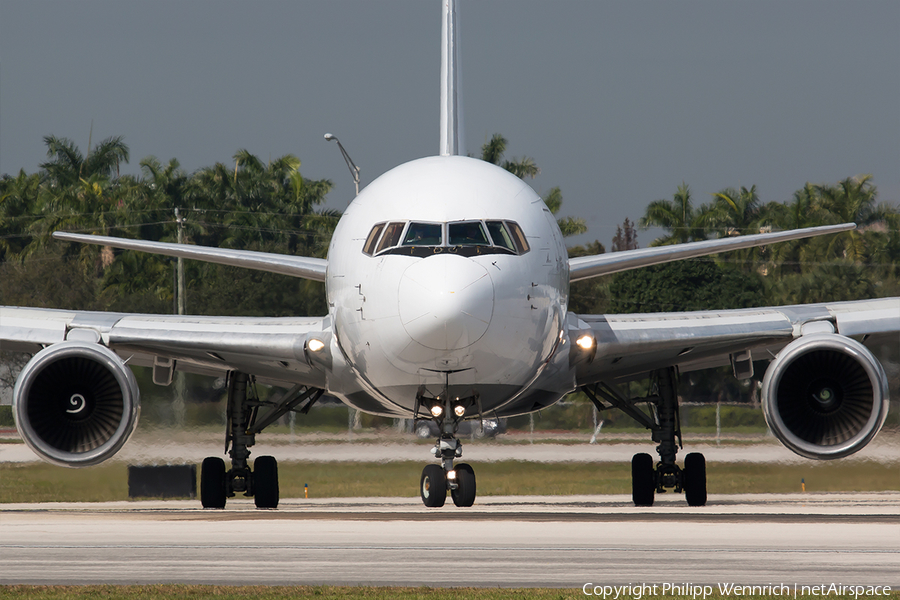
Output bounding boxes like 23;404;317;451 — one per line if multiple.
450;463;476;507
420;464;447;507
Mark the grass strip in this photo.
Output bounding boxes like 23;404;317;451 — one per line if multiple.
2;460;897;504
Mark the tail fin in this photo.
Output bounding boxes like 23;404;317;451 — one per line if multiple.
439;0;463;156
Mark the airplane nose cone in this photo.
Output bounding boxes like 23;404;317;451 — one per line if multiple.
398;254;494;351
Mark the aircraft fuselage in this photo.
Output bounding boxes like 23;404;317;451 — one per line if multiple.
325;156;573;417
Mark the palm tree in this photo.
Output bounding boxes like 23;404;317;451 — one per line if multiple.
0;170;41;259
705;185;762;237
480;134;585;237
480;134;540;179
40;135;129;187
765;183;829;277
639;183;706;246
814;174;891;262
542;186;587;238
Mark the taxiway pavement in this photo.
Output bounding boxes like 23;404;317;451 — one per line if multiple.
1;493;898;587
3;435;899;464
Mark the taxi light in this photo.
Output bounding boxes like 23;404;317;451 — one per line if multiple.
454;405;466;418
447;469;457;480
307;338;325;352
576;335;595;350
430;405;444;418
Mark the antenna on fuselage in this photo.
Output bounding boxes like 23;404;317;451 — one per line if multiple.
439;0;464;156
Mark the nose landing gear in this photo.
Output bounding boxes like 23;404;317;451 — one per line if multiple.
416;386;479;508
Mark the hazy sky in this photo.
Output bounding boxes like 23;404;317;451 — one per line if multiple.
1;0;897;247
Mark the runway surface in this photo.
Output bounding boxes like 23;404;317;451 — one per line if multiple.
3;434;899;464
2;493;898;587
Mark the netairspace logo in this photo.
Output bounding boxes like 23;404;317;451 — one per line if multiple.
582;583;893;599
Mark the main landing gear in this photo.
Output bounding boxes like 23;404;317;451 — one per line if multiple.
200;371;324;509
583;367;707;507
416;387;478;508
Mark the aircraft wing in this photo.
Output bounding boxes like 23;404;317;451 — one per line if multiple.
568;223;855;281
571;297;900;386
0;306;331;388
52;232;328;282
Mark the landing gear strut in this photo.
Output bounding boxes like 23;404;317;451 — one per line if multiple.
200;371;323;509
583;367;707;507
416;385;478;508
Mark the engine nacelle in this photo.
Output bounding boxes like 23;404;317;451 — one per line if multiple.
13;341;140;467
762;333;889;460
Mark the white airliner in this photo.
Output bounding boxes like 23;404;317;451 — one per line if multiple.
2;0;897;509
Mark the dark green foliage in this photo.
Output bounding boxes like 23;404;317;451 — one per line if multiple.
0;137;336;318
608;260;766;313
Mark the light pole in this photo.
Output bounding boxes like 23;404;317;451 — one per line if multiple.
173;207;187;427
326;134;361;432
324;133;360;197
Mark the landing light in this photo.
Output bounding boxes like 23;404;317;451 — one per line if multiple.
430;405;444;418
307;338;325;352
454;405;466;418
576;335;595;350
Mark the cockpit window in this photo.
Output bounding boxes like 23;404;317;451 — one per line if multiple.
507;221;530;254
402;222;442;246
375;222;405;254
448;221;490;246
485;221;515;252
362;222;386;256
364;219;528;257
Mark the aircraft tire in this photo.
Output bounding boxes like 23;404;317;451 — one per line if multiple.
683;452;707;507
200;456;227;509
420;464;447;507
631;453;655;507
253;455;279;509
450;463;476;507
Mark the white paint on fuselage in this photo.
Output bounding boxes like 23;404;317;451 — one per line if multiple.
325;156;570;416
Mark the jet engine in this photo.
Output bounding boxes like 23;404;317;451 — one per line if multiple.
761;333;889;460
13;341;140;467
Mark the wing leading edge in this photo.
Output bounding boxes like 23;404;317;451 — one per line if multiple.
568;223;855;282
52;232;328;282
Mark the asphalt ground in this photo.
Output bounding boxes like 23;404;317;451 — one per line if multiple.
2;432;899;464
1;493;898;587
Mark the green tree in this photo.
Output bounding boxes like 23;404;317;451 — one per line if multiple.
639;183;707;246
40;135;129;188
480;134;586;237
815;174;891;262
609;260;766;313
611;218;639;252
0;170;41;259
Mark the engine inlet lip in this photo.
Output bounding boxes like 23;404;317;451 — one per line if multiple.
13;341;140;467
762;333;889;460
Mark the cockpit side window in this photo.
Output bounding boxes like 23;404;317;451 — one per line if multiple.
375;222;405;254
362;222;386;255
448;221;490;246
402;222;443;246
506;221;530;254
485;221;515;252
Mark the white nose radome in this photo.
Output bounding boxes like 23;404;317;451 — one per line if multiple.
398;254;494;351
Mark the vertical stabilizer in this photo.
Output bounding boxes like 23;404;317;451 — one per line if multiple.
439;0;463;156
